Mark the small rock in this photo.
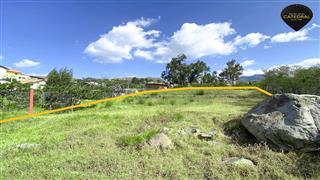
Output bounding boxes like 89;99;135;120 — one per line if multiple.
224;157;255;167
198;133;214;141
207;140;219;145
15;143;39;149
177;129;186;136
190;127;201;135
148;133;172;149
160;127;169;133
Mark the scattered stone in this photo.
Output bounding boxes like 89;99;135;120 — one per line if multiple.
242;94;320;152
178;129;187;136
160;127;169;133
148;133;172;149
15;143;39;149
198;133;214;141
224;157;255;167
190;127;201;136
207;140;219;145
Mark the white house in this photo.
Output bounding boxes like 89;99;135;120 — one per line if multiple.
0;66;8;79
0;65;46;86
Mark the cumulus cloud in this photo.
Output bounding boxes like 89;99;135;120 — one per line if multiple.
269;58;320;69
233;33;269;49
242;69;264;76
241;59;255;67
134;49;154;60
14;59;40;68
84;17;160;63
86;18;316;64
271;23;319;43
241;57;320;76
294;58;320;67
156;22;236;62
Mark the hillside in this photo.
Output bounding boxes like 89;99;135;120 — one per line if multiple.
1;90;319;179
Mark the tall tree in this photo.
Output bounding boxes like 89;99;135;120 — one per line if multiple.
188;60;210;83
219;60;243;85
202;71;218;84
46;68;73;90
161;54;189;85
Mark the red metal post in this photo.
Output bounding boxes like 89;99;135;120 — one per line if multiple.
29;89;34;114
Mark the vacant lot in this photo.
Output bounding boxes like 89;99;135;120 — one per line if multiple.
1;90;319;179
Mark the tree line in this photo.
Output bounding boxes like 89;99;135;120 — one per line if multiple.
259;65;320;95
161;54;244;86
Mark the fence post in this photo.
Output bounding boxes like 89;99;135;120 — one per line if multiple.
29;89;34;114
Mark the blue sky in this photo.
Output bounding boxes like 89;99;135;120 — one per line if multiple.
0;0;319;78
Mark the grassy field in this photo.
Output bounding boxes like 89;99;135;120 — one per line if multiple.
1;90;319;179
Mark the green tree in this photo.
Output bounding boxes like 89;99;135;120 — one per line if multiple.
219;60;243;85
161;54;189;85
202;71;218;84
46;68;73;89
188;60;210;83
131;77;140;84
260;66;320;95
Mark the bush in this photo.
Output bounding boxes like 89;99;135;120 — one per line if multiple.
43;92;80;110
137;98;145;105
118;129;158;146
195;90;205;95
169;100;176;105
103;101;113;108
259;66;320;95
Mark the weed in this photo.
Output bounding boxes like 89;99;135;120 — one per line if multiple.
118;129;158;146
103;101;113;108
195;90;205;95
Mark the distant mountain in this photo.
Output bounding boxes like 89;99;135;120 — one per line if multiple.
240;74;264;82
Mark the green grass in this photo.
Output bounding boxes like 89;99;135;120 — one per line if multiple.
1;90;319;179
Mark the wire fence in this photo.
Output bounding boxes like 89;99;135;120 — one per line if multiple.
0;86;271;122
0;87;148;120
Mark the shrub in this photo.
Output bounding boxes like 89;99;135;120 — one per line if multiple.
103;101;113;108
118;129;158;146
195;90;205;95
169;100;176;105
137;98;145;105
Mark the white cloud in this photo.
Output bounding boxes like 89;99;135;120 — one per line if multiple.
233;33;269;49
86;18;304;64
271;23;319;43
134;49;153;60
156;22;236;62
242;69;264;76
241;57;320;77
84;17;160;63
241;59;255;67
14;59;40;68
271;30;308;43
263;45;272;49
294;58;320;67
268;58;320;70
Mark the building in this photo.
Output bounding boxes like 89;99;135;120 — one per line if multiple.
145;82;168;90
0;66;9;78
0;65;46;86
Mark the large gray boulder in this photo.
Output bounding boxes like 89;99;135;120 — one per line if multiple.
242;94;320;152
